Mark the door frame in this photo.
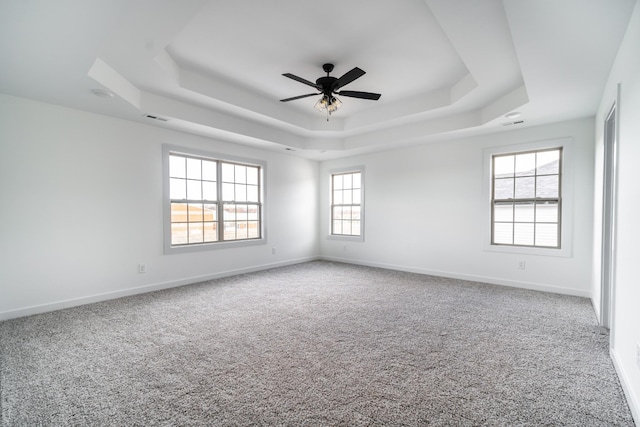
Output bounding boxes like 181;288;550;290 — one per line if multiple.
600;96;618;338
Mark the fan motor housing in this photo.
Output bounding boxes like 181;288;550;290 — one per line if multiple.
316;76;338;93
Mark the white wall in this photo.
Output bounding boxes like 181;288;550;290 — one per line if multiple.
594;1;640;422
320;118;595;297
0;94;319;319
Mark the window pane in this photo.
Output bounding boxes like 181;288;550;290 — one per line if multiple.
188;222;204;243
248;221;260;238
333;190;343;205
187;158;201;180
343;189;352;204
343;174;353;189
493;202;513;222
170;178;186;200
171;203;188;222
493;223;513;244
352;173;361;188
514;177;535;198
341;207;352;220
333;220;342;235
536;202;558;223
223;222;236;240
515;153;535;176
353;188;361;204
235;184;247;202
187;180;202;200
237;205;248;221
342;221;352;235
247;185;259;203
494;178;514;199
536;223;558;247
514;202;534;222
171;223;188;245
333;175;343;190
351;221;361;236
169;155;186;178
222;163;234;182
222;183;234;201
352;206;361;221
248;205;259;220
536;175;559;198
247;167;258;185
202;181;217;201
333;206;342;220
514;223;534;246
235;165;247;184
203;222;218;242
223;204;236;220
202;160;216;181
537;150;560;175
237;222;248;239
203;204;217;221
494;155;514;177
188;204;203;222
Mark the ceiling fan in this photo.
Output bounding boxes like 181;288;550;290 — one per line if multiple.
280;63;381;119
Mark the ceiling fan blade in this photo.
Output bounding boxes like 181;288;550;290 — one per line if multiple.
282;73;321;90
337;90;381;100
333;67;366;90
280;93;319;102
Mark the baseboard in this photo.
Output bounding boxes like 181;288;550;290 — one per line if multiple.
1;255;590;321
0;256;320;321
611;347;640;425
320;256;591;298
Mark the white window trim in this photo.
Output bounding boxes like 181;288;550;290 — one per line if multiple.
327;166;365;242
162;144;267;254
482;137;574;257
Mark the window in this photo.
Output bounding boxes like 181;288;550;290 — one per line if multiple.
164;145;263;253
331;170;363;237
491;148;562;248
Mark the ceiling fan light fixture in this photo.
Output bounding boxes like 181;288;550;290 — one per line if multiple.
326;96;342;114
314;95;342;113
314;95;329;111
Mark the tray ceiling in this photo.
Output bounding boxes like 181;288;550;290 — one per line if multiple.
0;0;635;159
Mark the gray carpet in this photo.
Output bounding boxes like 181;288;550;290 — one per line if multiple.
0;261;634;426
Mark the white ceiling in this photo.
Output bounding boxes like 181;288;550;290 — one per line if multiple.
0;0;635;160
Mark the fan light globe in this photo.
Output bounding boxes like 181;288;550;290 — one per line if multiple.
314;95;342;114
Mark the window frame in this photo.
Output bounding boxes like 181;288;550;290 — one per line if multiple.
482;137;574;257
328;166;365;242
491;147;562;248
163;144;266;254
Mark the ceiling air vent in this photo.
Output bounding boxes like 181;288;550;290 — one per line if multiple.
501;120;524;127
144;114;168;122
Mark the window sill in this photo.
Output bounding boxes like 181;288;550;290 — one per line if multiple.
164;238;266;255
327;234;364;243
482;242;571;258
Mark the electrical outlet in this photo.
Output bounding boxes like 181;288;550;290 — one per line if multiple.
343;245;347;252
518;260;526;269
636;343;640;370
271;247;276;255
138;264;147;274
